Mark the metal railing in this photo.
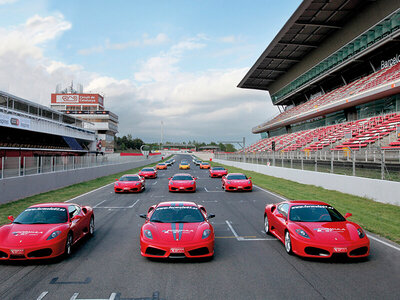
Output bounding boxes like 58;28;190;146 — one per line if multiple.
215;149;400;181
0;154;152;179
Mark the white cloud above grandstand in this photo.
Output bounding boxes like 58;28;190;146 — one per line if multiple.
0;1;297;144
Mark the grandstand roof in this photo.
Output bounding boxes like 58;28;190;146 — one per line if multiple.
237;0;367;91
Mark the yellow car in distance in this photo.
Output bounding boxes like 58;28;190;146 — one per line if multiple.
179;161;190;169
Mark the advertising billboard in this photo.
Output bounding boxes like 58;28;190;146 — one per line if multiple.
51;94;104;107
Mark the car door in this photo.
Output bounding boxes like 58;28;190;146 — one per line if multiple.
273;203;289;241
68;205;84;242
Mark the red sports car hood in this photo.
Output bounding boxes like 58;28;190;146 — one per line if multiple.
293;221;359;242
228;179;250;184
170;180;194;187
0;224;67;247
140;171;154;175
144;222;208;242
116;181;139;187
212;170;227;174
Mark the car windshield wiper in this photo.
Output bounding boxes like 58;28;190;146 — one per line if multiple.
150;219;165;223
12;221;22;224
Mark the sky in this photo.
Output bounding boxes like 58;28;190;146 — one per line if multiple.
0;0;302;146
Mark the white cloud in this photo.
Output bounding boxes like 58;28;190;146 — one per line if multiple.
0;0;18;4
0;14;276;144
78;33;169;55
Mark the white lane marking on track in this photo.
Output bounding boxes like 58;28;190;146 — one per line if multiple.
36;291;48;300
255;185;400;251
68;292;117;300
95;199;140;209
66;183;114;203
152;181;158;185
254;185;287;201
69;293;79;300
204;187;223;193
368;235;400;252
225;220;275;241
93;199;107;208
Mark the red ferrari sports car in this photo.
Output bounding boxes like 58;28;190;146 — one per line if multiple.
138;167;157;179
114;174;145;193
168;173;197;192
209;166;228;178
222;173;252;191
140;201;215;258
0;203;94;260
264;200;370;258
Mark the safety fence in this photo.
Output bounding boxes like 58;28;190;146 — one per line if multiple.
0;154;149;179
215;149;400;182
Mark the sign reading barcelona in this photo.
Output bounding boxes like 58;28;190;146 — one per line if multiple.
51;94;104;106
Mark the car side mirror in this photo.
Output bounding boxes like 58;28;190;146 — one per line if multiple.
344;213;352;219
207;214;215;220
168;177;172;180
8;216;14;222
194;177;197;180
140;214;147;219
248;177;252;179
115;178;119;181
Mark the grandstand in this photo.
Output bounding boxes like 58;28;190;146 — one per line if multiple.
0;90;96;158
238;0;400;153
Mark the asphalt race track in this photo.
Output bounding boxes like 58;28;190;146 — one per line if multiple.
1;154;399;300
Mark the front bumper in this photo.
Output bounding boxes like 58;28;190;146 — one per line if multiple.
0;238;66;260
169;185;196;192
225;184;252;191
290;234;370;258
114;185;143;193
141;238;214;258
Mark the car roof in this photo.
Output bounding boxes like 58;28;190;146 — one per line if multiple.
157;201;197;207
29;203;73;208
287;200;330;206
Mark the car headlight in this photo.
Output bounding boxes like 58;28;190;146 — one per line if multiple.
136;182;141;186
248;180;251;184
295;229;310;239
115;182;119;186
227;181;231;184
202;229;211;239
47;230;61;240
170;181;174;185
144;230;153;239
357;228;365;238
191;181;195;185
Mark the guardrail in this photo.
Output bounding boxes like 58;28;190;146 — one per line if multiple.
215;149;400;181
0;154;149;179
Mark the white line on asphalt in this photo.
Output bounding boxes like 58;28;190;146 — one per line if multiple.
225;220;276;241
93;199;107;208
69;293;79;300
254;185;287;201
368;235;400;252
204;187;223;193
36;291;48;300
95;199;140;210
152;181;158;185
66;183;114;203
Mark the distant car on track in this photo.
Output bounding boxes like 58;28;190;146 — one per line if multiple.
199;162;210;169
221;173;252;191
140;201;215;258
194;160;202;165
0;203;94;260
264;200;370;258
138;167;157;179
179;161;190;169
209;166;228;178
168;173;197;192
114;174;145;193
156;163;167;170
165;159;174;166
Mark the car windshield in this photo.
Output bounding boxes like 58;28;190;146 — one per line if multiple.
158;163;165;165
227;174;247;180
119;176;140;181
289;205;346;222
172;175;193;180
212;167;225;170
141;168;154;172
202;162;209;165
180;162;188;165
150;206;205;223
13;207;68;224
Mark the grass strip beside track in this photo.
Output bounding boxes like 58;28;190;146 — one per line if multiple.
208;160;400;244
0;156;170;226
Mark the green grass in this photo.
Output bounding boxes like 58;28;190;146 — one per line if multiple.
209;160;400;244
0;156;170;226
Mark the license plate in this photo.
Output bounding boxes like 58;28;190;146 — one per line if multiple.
170;248;184;253
238;186;243;189
334;247;347;253
11;249;24;255
180;187;184;189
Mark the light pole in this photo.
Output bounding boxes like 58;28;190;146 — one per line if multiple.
160;121;164;151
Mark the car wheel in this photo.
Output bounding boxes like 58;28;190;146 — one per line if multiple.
264;215;270;235
65;233;73;257
285;231;292;255
89;217;95;236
